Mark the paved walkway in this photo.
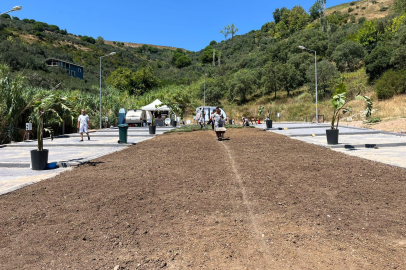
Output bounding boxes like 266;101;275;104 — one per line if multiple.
255;122;406;169
0;126;175;196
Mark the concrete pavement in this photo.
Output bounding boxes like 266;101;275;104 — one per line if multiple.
255;122;406;169
0;126;175;196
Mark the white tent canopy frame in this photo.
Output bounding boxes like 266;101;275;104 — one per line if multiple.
142;99;177;122
141;99;171;111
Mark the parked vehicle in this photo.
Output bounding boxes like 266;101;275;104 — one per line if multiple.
125;109;147;126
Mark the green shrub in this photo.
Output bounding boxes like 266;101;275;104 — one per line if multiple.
380;6;389;11
0;14;11;19
348;7;354;13
351;15;356;23
80;35;96;44
34;31;44;38
365;46;393;80
375;69;406;99
358;17;366;24
364;117;381;123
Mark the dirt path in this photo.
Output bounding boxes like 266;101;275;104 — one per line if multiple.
1;128;406;269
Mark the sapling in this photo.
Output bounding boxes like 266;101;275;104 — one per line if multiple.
330;83;373;130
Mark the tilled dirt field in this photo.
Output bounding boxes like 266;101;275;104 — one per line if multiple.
1;128;406;269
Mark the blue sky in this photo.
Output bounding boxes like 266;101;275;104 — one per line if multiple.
2;0;347;51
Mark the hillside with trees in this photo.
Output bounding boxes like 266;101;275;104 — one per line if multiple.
1;0;406;144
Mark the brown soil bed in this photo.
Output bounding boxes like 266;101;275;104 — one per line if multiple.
1;128;406;269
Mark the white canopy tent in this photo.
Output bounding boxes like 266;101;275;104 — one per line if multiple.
141;99;170;111
142;99;175;125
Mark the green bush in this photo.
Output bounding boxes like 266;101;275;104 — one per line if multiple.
34;31;44;38
80;35;96;44
351;15;356;23
358;17;366;24
364;117;381;123
364;46;393;80
331;41;365;72
0;14;11;19
174;55;192;68
375;69;406;99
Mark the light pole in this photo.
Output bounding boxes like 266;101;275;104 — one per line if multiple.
204;73;207;106
0;5;22;15
0;6;22;23
299;45;318;123
99;52;116;129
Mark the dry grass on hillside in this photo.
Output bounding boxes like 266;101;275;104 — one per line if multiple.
326;0;395;22
104;41;187;51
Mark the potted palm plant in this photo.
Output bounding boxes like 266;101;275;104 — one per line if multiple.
149;114;156;135
327;83;373;144
30;93;72;170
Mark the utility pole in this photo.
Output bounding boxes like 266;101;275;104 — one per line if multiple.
204;74;207;106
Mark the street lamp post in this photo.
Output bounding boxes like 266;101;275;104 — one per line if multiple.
204;73;207;106
99;52;116;129
0;6;22;23
299;45;318;124
0;5;22;15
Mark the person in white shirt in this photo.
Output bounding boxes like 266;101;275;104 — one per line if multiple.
77;109;90;142
214;107;226;140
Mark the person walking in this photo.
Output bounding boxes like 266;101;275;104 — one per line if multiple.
210;111;215;131
77;109;90;142
214;107;226;140
195;110;201;125
199;108;206;129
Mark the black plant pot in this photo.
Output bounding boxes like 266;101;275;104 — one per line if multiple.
172;121;177;127
266;119;273;129
326;129;339;145
30;149;49;170
149;125;156;135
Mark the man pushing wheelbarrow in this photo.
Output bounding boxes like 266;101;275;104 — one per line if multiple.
213;107;226;141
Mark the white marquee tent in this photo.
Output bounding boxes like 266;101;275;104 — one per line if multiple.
141;99;170;111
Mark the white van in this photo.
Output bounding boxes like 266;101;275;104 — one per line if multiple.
125;109;147;125
196;106;227;122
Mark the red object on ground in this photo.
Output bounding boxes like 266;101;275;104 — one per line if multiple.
258;119;260;124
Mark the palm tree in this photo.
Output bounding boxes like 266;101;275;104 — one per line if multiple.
30;93;73;151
